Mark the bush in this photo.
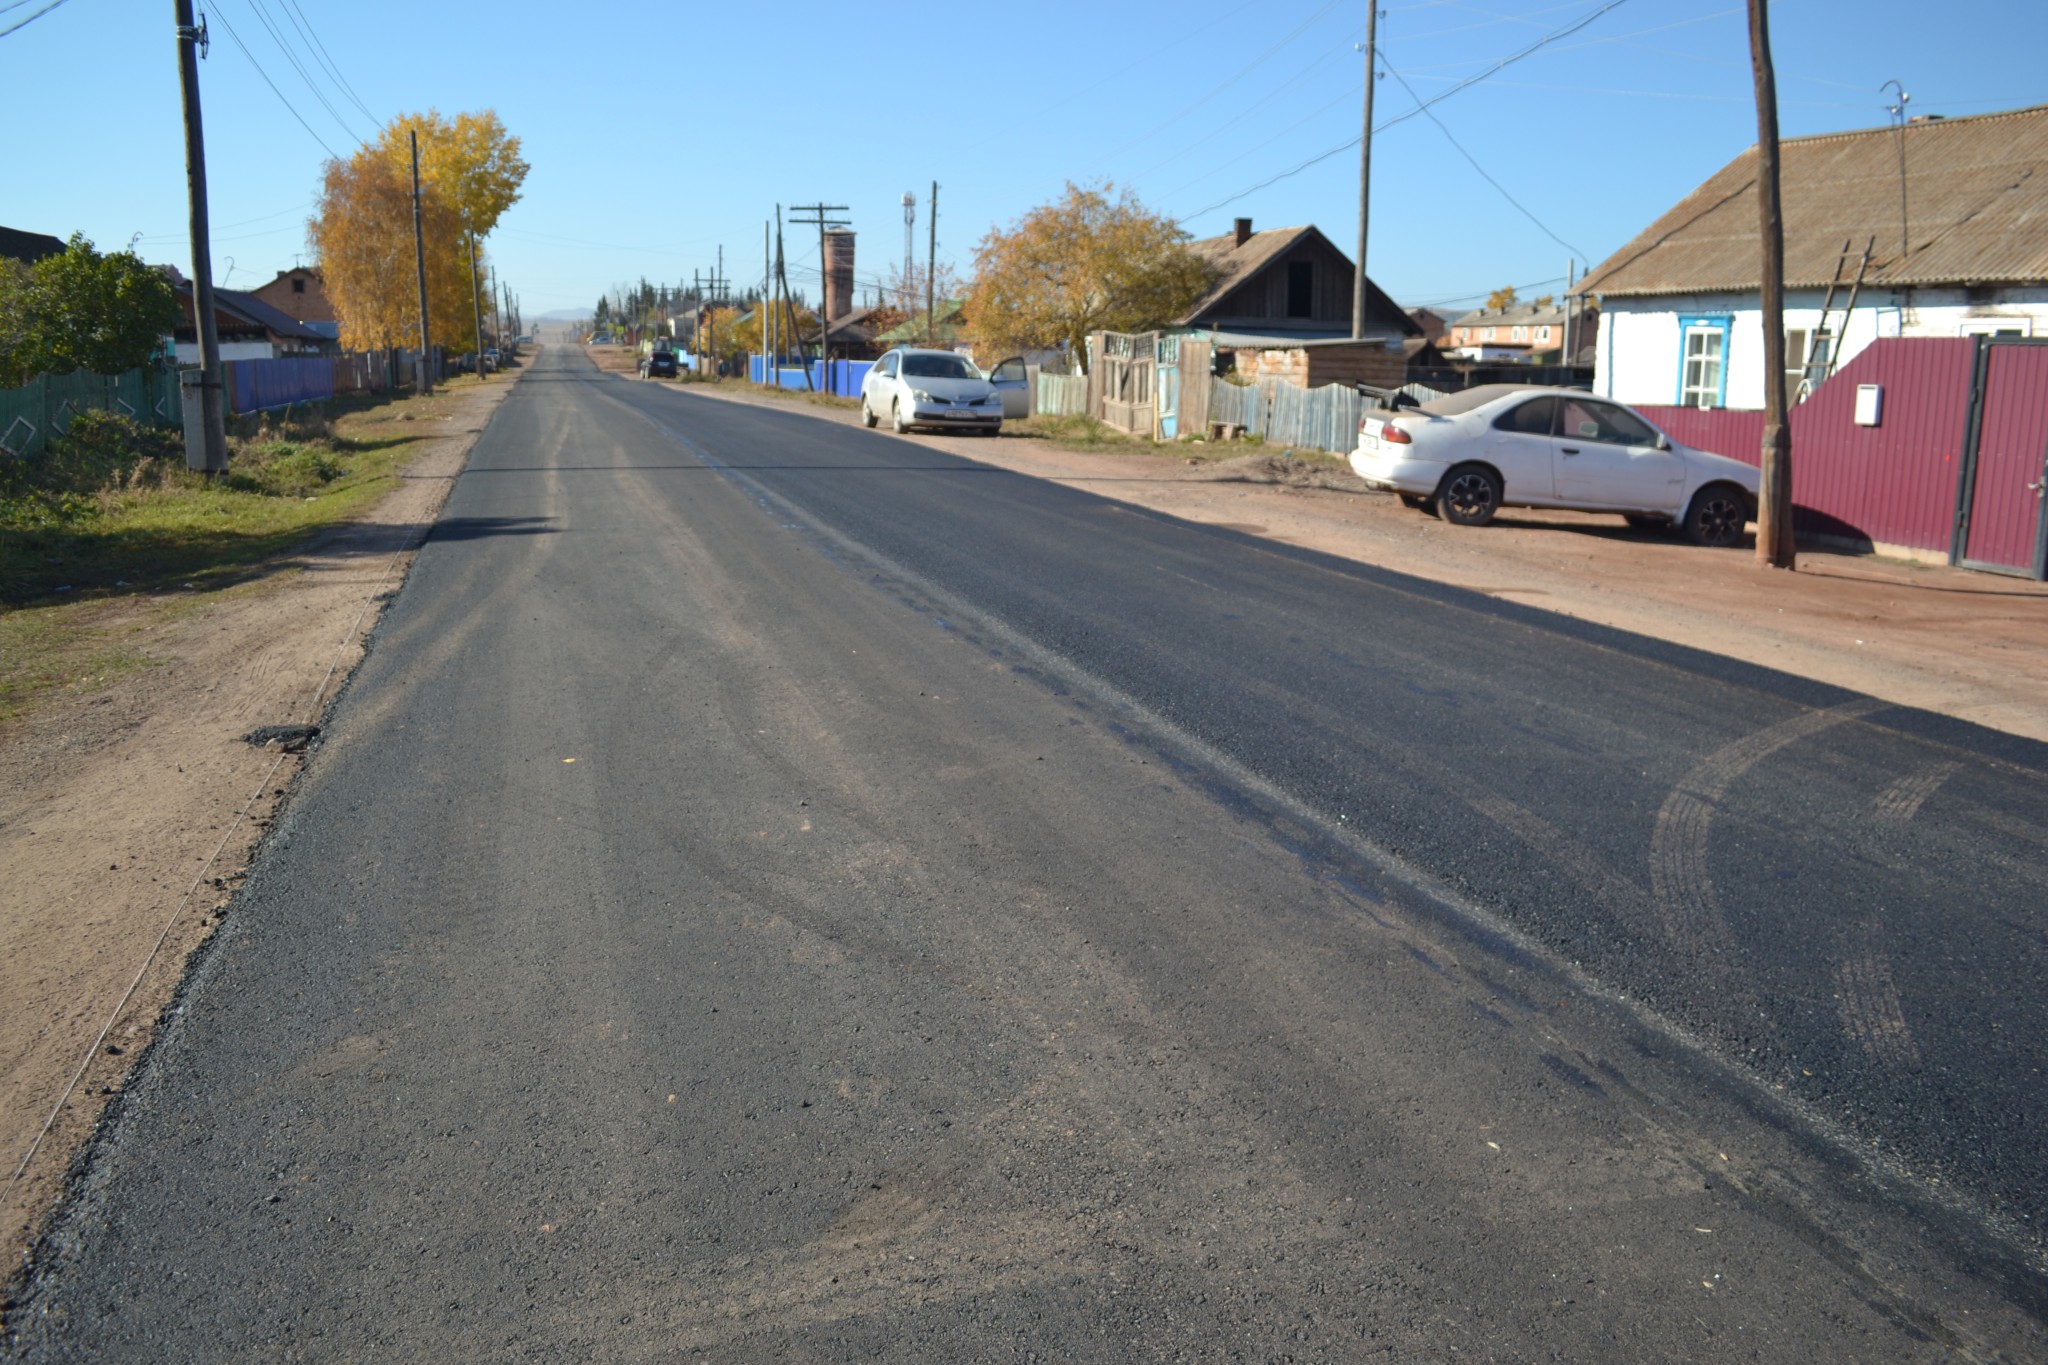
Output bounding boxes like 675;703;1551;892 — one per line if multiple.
0;411;184;501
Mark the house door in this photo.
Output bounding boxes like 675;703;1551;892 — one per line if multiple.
1956;339;2048;578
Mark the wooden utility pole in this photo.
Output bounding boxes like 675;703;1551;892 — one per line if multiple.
1351;1;1379;339
409;130;433;395
172;0;228;472
927;180;938;346
1749;0;1795;568
467;229;487;378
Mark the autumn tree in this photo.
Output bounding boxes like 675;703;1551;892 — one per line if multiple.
965;182;1214;370
728;298;817;360
1486;285;1519;310
0;235;181;386
311;108;527;353
312;151;478;351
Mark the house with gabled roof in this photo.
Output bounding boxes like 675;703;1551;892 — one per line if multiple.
1575;103;2048;410
1176;218;1416;343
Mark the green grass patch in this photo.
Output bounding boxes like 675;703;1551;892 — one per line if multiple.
1005;413;1143;451
0;599;163;722
0;396;431;607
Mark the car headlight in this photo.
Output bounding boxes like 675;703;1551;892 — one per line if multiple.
907;388;932;402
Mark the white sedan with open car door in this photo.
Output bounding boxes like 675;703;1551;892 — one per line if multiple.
861;349;1009;435
1350;384;1760;547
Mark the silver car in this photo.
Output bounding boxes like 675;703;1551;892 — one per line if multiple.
1351;384;1760;547
861;348;1015;435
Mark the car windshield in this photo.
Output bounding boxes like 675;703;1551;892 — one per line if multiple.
901;354;980;380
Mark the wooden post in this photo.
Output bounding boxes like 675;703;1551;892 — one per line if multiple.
1750;0;1795;569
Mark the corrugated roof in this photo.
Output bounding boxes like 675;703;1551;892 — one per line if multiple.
1576;104;2048;298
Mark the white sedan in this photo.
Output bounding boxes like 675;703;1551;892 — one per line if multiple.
1351;384;1760;547
861;348;1009;435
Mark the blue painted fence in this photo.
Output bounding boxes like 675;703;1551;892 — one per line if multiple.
748;356;874;397
227;357;335;414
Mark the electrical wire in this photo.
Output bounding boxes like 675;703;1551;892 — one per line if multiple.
0;0;68;38
1093;0;1348;167
1382;57;1587;260
277;0;380;127
1178;0;1634;224
203;2;343;159
238;0;367;145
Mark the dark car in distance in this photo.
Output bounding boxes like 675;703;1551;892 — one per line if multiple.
641;350;678;379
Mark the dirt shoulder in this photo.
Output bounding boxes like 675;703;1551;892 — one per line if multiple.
0;368;522;1267
679;377;2048;744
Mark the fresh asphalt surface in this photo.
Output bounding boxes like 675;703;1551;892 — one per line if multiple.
10;346;2047;1358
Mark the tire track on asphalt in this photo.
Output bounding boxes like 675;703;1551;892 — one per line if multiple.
1647;699;1885;1030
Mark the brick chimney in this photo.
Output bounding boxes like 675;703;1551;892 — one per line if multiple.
1233;217;1253;248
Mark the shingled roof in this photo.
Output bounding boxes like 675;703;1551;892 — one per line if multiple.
1575;104;2048;298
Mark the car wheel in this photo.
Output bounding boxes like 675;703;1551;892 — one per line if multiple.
1438;464;1502;527
892;401;909;434
1623;514;1670;533
861;398;878;428
1683;484;1750;548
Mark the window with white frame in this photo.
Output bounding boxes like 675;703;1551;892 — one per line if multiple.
1482;326;1496;341
1957;317;2034;337
1536;325;1551;342
1784;327;1810;399
1679;317;1728;408
1511;325;1527;342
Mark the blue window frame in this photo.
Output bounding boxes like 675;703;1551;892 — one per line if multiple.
1676;314;1732;408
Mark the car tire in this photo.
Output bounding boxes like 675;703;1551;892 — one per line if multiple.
1683;484;1750;548
861;399;878;428
1438;464;1501;527
892;401;909;434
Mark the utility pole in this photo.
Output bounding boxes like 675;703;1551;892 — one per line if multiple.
172;0;227;472
1352;2;1379;339
467;229;486;378
927;180;939;346
764;219;773;385
775;205;814;391
789;203;849;380
1561;258;1574;367
1882;80;1911;265
1750;0;1795;569
409;130;433;395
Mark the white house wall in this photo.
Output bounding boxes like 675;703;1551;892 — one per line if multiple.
174;341;277;364
1596;286;2048;409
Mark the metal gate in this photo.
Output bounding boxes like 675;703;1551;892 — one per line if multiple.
1954;337;2048;579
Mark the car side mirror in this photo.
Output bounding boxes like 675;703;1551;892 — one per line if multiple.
1654;432;1671;451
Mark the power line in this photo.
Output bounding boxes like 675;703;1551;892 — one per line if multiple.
1179;0;1633;223
276;0;380;126
203;2;342;159
1381;57;1587;261
0;0;69;38
1093;0;1348;168
237;0;367;145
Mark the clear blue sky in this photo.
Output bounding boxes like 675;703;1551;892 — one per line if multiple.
6;0;2044;320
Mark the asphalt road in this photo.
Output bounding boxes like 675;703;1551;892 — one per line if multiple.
11;345;2047;1360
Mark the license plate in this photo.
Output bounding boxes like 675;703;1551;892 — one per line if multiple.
1362;418;1386;442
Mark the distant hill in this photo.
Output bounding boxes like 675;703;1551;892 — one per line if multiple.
535;308;592;322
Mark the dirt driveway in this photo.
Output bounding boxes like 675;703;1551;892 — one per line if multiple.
0;374;518;1267
681;379;2048;744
